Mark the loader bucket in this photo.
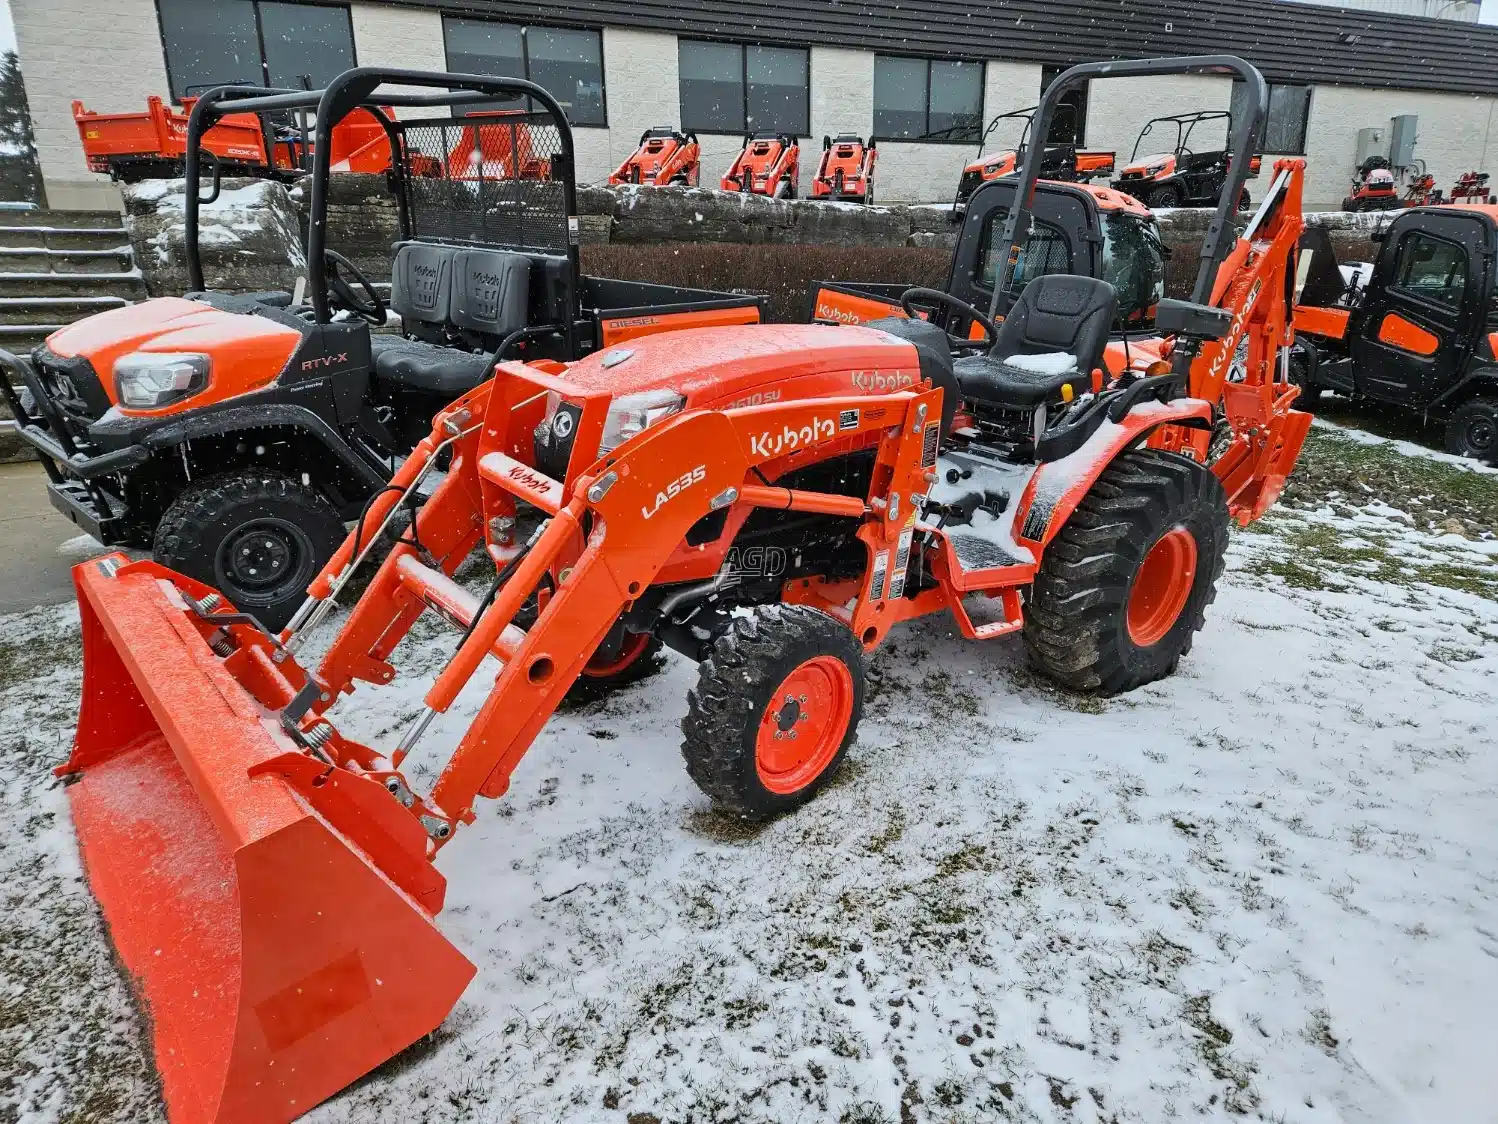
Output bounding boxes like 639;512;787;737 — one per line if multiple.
59;557;475;1124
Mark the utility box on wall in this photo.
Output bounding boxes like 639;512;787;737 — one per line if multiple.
1356;127;1387;167
1389;115;1419;167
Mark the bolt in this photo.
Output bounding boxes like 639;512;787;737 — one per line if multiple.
788;731;798;740
799;694;808;703
774;731;783;740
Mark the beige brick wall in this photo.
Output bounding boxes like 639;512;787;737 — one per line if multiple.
1085;74;1237;174
12;0;170;209
350;2;446;108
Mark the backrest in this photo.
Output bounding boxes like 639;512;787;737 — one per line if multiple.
450;249;532;345
990;274;1117;374
389;242;453;344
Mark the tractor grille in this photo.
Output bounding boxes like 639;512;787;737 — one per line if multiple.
398;113;570;254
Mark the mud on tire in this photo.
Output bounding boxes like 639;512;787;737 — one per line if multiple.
682;605;865;820
1023;450;1230;695
154;469;346;632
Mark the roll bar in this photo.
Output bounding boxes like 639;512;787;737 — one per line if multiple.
183;68;580;323
991;55;1268;319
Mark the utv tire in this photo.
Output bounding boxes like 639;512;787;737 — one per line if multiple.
1342;197;1358;213
1444;397;1498;464
682;605;864;820
1024;450;1230;695
154;470;346;632
1237;188;1252;212
1149;185;1184;208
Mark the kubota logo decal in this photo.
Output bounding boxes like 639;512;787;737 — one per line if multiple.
507;465;554;492
749;417;837;458
301;353;349;371
1206;280;1262;383
642;465;707;519
815;302;868;325
851;370;916;392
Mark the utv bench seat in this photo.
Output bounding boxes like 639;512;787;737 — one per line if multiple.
369;335;495;396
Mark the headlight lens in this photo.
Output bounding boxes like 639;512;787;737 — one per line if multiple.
114;352;210;409
598;389;685;454
1147;163;1168;177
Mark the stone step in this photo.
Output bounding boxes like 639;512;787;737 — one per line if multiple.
0;226;131;250
0;246;134;274
0;295;128;325
0;208;124;229
0;273;147;300
0;324;62;354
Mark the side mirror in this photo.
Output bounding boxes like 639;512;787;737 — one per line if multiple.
1155;298;1233;341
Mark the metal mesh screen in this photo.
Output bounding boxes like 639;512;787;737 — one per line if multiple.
397;113;569;253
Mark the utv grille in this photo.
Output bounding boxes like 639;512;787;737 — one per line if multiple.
956;169;983;201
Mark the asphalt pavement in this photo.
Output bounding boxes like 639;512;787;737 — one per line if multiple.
0;459;107;615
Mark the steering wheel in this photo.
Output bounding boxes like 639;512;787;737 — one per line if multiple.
324;249;386;326
901;286;999;351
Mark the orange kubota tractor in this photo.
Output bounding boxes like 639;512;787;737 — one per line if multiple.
722;132;800;198
609;126;701;186
811;134;877;203
53;57;1309;1124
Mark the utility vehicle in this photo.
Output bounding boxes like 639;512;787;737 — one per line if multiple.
2;70;760;629
1293;204;1498;462
1111;110;1261;209
54;55;1312;1124
954;104;1116;207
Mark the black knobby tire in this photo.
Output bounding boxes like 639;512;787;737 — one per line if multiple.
154;470;347;631
1149;185;1183;209
1237;188;1252;212
1288;344;1323;408
1444;397;1498;464
682;605;865;820
562;633;667;705
1023;450;1230;695
1342;197;1358;213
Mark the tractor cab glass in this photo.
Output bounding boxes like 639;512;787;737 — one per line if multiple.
1101;211;1166;326
977;208;1072;294
1391;232;1467;309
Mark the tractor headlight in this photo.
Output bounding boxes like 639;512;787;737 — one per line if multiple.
598;389;685;454
114;352;210;409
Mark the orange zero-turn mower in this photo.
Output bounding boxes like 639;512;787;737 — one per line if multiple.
609;126;701;186
811;134;876;203
54;57;1309;1124
722;132;800;198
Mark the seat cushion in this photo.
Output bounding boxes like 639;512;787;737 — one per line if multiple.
954;351;1083;409
370;335;494;396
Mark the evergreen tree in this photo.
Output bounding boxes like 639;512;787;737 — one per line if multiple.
0;51;42;204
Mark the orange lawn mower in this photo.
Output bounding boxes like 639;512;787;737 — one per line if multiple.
811;134;877;203
722;132;800;198
52;56;1310;1124
609;126;701;186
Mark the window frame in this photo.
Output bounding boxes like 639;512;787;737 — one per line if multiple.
677;39;809;137
1230;79;1312;156
872;54;986;145
441;16;608;128
154;0;357;102
1389;230;1469;313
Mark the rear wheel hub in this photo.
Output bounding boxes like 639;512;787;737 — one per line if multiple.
1127;527;1198;647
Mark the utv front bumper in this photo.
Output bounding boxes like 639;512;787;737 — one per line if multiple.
0;348;145;545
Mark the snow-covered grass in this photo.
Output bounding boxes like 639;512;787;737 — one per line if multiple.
2;428;1496;1124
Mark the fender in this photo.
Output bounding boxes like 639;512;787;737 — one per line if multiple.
1012;397;1213;547
1426;364;1498;415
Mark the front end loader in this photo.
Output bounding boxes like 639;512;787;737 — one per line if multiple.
56;56;1310;1124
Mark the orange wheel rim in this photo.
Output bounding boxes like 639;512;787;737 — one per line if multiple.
582;632;650;678
1127;527;1198;647
754;656;854;795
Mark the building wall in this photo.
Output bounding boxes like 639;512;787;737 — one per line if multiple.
1085;74;1236;172
11;0;170;210
1285;0;1479;19
349;3;446;108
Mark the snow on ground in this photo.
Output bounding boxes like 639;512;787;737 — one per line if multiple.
2;429;1496;1124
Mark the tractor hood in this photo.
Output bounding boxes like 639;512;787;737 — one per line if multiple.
45;296;304;413
554;324;921;410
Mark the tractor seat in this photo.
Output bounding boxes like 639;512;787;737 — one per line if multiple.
954;275;1117;409
369;335;494;396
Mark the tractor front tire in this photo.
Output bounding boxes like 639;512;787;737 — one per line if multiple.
154;470;347;632
1444;397;1498;464
682;605;864;820
1024;450;1230;695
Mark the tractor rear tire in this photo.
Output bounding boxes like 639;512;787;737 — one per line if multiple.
154;469;346;632
1023;450;1230;695
1444;397;1498;464
682;605;864;820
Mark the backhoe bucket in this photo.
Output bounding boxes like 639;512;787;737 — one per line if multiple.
59;557;475;1124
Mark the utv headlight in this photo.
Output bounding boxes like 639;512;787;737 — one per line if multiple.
1147;163;1168;177
598;389;685;454
114;352;210;409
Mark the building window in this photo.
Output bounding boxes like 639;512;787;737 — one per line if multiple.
873;56;983;143
1391;231;1467;309
157;0;355;100
678;41;809;135
1040;65;1087;146
1230;80;1311;155
443;17;606;126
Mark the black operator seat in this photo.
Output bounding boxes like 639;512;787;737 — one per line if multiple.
866;315;960;436
953;275;1117;409
369;242;531;396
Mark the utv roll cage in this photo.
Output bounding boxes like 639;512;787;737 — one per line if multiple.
1129;110;1235;162
181;68;580;336
997;57;1268;355
976;103;1082;154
